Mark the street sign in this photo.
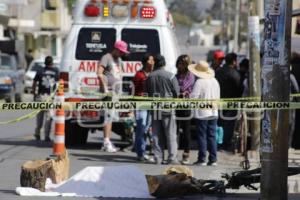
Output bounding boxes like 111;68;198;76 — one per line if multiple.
0;3;8;12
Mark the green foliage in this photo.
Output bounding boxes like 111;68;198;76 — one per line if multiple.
168;0;200;22
171;12;193;27
67;0;76;11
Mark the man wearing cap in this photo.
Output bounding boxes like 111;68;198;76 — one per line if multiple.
189;61;220;166
97;40;130;153
212;50;225;72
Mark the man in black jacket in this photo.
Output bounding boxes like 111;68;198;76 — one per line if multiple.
216;53;242;151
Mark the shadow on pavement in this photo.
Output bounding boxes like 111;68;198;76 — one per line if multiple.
0;139;52;149
0;189;16;195
0;138;131;151
70;153;139;164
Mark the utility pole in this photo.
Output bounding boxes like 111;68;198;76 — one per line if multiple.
233;0;241;52
221;0;226;46
261;0;292;199
248;0;261;150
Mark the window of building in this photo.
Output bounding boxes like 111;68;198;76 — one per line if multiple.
45;0;57;11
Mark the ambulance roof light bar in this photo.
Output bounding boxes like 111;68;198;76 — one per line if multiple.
85;0;155;19
85;0;100;17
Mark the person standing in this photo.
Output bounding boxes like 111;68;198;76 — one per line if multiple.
33;56;59;142
133;54;155;161
189;61;220;166
175;55;195;165
145;55;180;164
211;50;225;72
25;49;34;71
97;40;130;153
215;53;241;151
239;58;250;96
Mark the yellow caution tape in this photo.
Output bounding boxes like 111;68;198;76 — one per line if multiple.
0;88;58;125
75;91;300;102
78;91;261;102
0;101;297;111
0;110;40;125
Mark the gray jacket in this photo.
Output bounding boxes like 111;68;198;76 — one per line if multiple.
145;68;180;98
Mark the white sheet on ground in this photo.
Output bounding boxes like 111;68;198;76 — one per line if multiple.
16;165;153;198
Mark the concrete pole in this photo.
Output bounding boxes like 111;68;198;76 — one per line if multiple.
248;0;261;150
261;0;292;199
233;0;241;52
221;0;226;46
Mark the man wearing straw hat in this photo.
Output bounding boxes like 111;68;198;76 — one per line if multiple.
189;61;220;166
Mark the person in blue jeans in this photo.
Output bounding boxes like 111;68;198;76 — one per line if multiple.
133;54;155;161
135;110;152;161
189;61;220;166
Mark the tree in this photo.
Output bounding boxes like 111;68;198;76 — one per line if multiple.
67;0;76;11
167;0;202;23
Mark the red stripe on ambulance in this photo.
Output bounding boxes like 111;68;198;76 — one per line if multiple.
78;61;98;72
123;62;142;74
78;61;143;74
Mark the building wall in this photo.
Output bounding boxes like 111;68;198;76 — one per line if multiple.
293;0;300;38
0;0;71;57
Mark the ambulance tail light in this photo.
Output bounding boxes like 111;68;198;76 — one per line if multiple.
85;2;100;17
140;6;156;19
60;72;69;91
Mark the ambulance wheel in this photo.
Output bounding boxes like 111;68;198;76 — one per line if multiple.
65;121;88;146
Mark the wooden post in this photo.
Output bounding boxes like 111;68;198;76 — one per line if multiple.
261;0;292;199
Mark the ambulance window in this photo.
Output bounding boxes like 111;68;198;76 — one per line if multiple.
121;29;160;61
76;28;116;60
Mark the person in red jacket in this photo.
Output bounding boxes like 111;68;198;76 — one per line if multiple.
133;54;155;161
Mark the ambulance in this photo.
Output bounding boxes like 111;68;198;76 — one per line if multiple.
60;0;179;145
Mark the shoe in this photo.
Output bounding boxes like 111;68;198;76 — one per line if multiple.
44;137;51;142
102;142;117;153
137;155;149;162
34;135;40;141
181;153;190;165
137;157;146;162
181;158;191;165
194;161;207;166
138;155;155;163
207;162;217;166
161;160;168;165
163;159;180;165
147;157;155;163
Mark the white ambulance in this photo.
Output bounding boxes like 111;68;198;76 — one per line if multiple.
60;0;179;145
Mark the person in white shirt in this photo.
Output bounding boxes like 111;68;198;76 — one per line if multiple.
189;61;220;166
